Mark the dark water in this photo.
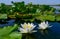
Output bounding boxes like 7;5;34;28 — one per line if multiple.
0;19;15;27
0;19;60;39
33;22;60;39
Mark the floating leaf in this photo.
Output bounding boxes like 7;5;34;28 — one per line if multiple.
9;32;22;39
0;24;18;36
0;14;7;19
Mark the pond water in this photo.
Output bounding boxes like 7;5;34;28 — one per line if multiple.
50;6;60;14
51;6;60;9
0;19;60;39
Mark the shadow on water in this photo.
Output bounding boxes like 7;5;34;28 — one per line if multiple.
0;19;60;39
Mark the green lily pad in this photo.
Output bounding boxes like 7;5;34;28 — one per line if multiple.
0;14;7;19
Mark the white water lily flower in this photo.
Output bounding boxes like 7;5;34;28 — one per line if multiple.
38;21;51;30
19;23;36;33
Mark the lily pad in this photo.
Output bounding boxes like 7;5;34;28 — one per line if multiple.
0;14;7;19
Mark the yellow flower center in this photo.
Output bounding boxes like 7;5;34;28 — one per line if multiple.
27;25;32;29
23;23;32;29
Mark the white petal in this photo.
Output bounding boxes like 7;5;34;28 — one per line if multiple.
38;21;51;30
20;23;36;33
46;21;48;24
21;24;24;27
29;26;36;31
19;28;28;33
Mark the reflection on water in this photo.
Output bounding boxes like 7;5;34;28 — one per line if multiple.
0;19;60;39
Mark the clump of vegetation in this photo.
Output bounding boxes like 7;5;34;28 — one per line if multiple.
55;14;60;21
0;1;60;21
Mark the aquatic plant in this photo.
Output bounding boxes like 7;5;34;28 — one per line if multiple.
0;24;22;39
18;23;36;39
38;21;51;30
0;1;57;22
38;21;52;35
19;23;36;33
56;14;60;21
0;14;7;19
0;21;53;39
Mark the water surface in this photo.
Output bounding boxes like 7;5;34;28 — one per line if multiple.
0;20;60;39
